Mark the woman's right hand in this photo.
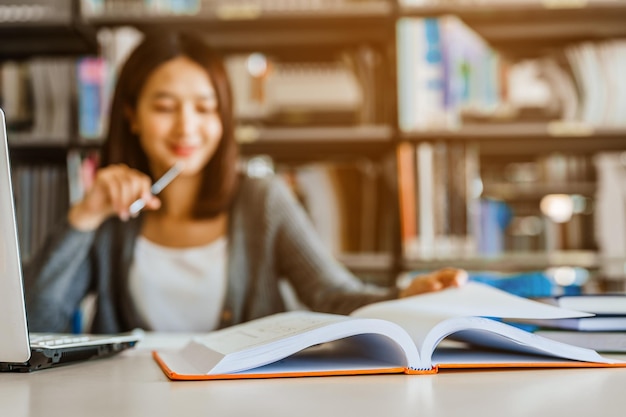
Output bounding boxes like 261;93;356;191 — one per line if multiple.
68;164;161;231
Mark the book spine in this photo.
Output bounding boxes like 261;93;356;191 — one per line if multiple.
396;142;418;255
77;57;106;140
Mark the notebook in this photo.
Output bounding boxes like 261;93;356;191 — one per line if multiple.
0;108;141;372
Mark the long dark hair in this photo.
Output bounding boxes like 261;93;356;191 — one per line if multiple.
102;31;239;219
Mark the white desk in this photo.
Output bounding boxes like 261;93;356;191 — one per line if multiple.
2;334;625;417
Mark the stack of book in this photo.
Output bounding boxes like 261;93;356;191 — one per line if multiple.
152;283;626;380
523;294;626;353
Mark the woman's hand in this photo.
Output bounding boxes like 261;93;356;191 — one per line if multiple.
68;164;161;231
399;268;468;298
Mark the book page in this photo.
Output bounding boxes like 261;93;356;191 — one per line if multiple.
424;317;621;366
432;344;621;368
350;282;593;349
193;311;350;355
156;339;409;379
351;283;611;368
432;346;596;366
232;342;406;375
352;282;593;321
157;312;421;376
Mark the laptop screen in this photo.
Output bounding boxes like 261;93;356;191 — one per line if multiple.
0;108;32;363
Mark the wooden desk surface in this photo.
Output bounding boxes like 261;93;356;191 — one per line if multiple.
1;334;625;417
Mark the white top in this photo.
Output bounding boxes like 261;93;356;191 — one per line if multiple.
128;235;228;332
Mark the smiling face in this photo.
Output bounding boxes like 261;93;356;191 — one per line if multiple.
128;56;223;177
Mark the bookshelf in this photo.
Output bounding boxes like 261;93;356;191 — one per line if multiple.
85;1;394;55
0;0;94;261
0;0;97;59
481;181;596;200
403;250;601;273
400;123;626;155
8;144;77;164
1;0;403;282
3;0;626;287
237;125;394;163
398;0;626;57
394;0;626;289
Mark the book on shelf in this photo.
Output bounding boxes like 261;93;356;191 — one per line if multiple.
396;140;478;259
83;0;389;17
77;57;107;140
396;141;418;250
0;61;31;128
10;163;69;262
152;283;625;381
396;14;502;132
594;152;626;279
1;59;73;143
66;149;99;205
82;0;200;16
281;161;387;254
225;54;366;126
535;330;626;354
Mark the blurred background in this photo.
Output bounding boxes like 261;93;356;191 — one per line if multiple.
2;0;626;296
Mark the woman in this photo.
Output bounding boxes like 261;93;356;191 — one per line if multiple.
25;31;466;334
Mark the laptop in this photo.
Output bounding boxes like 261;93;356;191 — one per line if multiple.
0;108;141;372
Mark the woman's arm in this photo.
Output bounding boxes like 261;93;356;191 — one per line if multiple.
24;163;158;332
23;218;96;332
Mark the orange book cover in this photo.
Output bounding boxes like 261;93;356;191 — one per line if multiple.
151;284;626;381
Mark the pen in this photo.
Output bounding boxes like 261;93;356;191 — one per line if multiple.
128;161;184;216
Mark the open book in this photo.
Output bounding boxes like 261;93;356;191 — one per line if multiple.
153;283;626;380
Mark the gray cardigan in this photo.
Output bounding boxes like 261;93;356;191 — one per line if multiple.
24;175;396;333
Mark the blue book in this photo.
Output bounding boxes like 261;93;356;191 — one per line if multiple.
77;58;105;139
404;270;582;300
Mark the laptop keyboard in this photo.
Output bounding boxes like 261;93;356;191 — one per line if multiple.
30;334;96;348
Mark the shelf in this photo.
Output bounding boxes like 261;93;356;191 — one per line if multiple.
0;1;98;59
8;135;70;147
8;143;71;163
403;250;604;272
400;123;626;155
0;23;98;59
86;2;393;54
8;125;395;163
86;1;391;22
337;252;394;272
399;1;626;57
482;181;597;199
337;252;396;285
7;137;102;162
238;125;395;162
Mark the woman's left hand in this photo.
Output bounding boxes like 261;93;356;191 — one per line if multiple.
399;268;468;298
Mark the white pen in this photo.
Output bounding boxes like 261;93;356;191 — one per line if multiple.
128;161;185;216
